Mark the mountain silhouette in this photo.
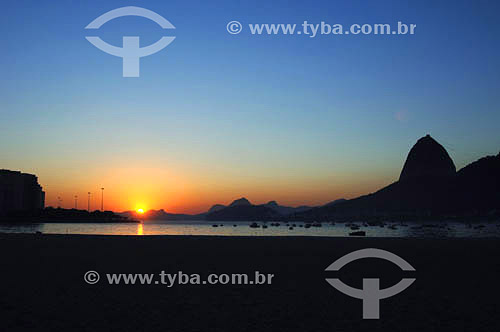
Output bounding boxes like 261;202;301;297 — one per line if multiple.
262;201;313;215
399;134;456;181
294;135;500;220
208;204;226;213
206;197;275;221
323;198;347;207
454;153;500;211
206;198;316;220
266;200;279;207
127;135;499;221
229;198;252;207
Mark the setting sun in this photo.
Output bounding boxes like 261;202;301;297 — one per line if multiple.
137;208;145;214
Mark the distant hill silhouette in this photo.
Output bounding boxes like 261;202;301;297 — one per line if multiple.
205;198;253;216
294;135;499;220
206;197;277;221
229;198;252;207
323;198;347;207
208;204;226;213
119;209;205;221
206;198;315;221
262;201;313;215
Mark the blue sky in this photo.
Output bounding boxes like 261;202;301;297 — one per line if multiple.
1;0;499;212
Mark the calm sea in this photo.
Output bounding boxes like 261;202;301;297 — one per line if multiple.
1;220;499;237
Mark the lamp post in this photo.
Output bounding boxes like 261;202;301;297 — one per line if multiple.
88;192;91;212
74;195;78;209
101;188;104;212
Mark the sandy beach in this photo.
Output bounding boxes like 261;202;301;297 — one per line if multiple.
1;233;500;331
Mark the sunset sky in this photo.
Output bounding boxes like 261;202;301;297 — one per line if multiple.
1;0;499;213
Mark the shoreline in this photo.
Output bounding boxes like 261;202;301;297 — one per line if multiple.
3;232;500;239
2;219;500;238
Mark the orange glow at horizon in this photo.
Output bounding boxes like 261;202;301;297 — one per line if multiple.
38;162;398;214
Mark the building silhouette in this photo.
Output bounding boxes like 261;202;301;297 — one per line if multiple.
0;170;45;216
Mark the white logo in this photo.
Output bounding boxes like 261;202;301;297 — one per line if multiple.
325;248;416;319
85;6;176;77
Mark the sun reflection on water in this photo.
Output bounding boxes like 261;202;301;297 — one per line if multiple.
137;223;144;235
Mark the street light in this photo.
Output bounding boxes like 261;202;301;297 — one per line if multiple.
101;188;104;211
88;192;91;212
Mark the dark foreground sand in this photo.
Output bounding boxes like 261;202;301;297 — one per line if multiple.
2;233;500;331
